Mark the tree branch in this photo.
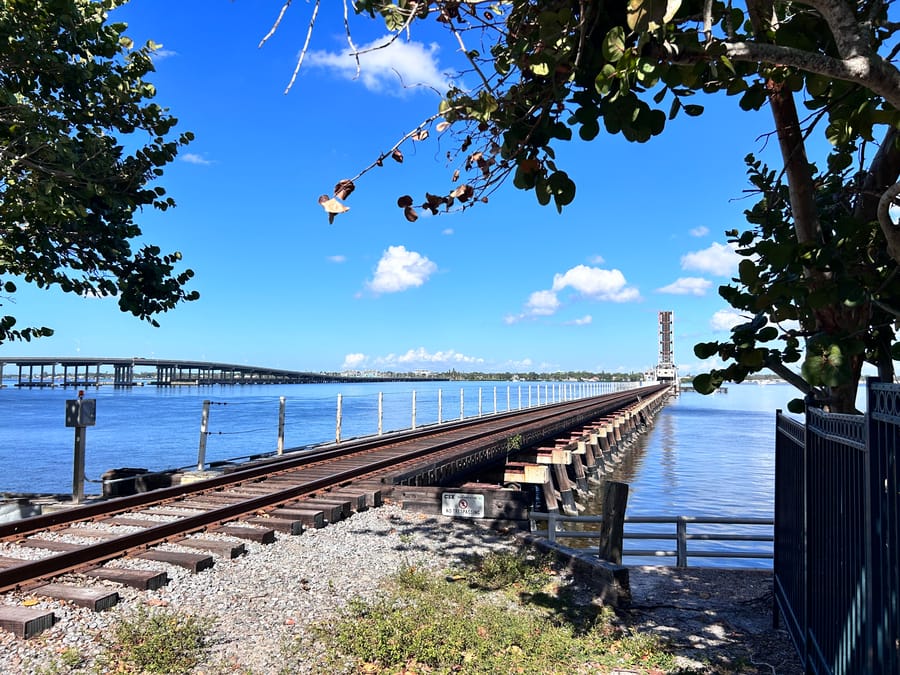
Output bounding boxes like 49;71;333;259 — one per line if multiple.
282;0;321;94
877;180;900;257
723;41;900;110
795;0;872;59
764;356;814;395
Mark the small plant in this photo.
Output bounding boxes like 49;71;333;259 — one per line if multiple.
466;549;553;591
294;556;677;674
394;563;432;591
34;647;83;675
97;605;212;673
506;433;524;451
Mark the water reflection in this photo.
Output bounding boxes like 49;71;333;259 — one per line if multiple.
559;386;784;566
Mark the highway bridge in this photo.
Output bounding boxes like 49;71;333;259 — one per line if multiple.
0;356;441;387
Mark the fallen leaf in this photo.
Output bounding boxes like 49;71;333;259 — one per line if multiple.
22;597;38;607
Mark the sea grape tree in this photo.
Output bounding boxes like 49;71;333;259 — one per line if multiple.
265;0;899;411
0;0;198;344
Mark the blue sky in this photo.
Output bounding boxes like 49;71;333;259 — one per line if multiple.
4;1;809;375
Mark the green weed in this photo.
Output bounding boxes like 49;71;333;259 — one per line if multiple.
96;605;212;673
292;551;677;674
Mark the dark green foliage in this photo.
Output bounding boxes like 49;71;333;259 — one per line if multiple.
0;0;198;343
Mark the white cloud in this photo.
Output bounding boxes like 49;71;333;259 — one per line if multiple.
657;277;712;296
366;245;436;294
327;255;346;263
149;48;177;61
341;353;367;370
681;242;740;276
391;347;483;366
588;254;605;265
346;347;485;370
442;228;454;236
526;290;560;316
690;226;710;237
306;35;452;95
710;309;744;331
180;153;212;166
506;264;638;322
566;315;593;326
551;265;640;302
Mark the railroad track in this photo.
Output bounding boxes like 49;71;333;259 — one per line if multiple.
0;385;668;637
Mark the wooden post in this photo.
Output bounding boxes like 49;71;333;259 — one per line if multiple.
541;478;560;513
72;425;86;504
676;518;688;567
552;464;579;516
598;481;629;564
571;453;589;493
197;399;210;471
277;396;285;455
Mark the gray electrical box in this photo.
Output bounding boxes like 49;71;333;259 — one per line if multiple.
65;398;96;427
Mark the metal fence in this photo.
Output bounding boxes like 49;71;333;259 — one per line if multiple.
774;379;899;674
530;512;774;567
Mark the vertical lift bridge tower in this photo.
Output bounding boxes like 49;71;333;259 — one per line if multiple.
656;311;679;391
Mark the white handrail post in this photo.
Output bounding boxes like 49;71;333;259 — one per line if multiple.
507;385;511;412
493;386;497;414
411;390;417;430
438;388;443;425
197;399;210;471
378;392;383;435
277;396;286;455
478;388;483;417
460;388;464;420
336;393;343;443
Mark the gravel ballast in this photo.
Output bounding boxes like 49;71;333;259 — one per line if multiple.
0;505;517;674
0;504;801;674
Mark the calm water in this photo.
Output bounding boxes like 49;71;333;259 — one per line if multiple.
0;380;794;500
0;380;807;566
0;379;616;494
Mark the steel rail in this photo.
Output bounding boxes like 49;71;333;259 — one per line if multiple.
0;385;666;592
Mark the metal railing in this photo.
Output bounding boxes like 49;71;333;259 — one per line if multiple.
530;511;773;567
774;379;900;675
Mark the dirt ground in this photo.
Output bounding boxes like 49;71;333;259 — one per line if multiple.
620;566;803;674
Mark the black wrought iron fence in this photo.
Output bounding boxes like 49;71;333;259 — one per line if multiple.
774;379;899;674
